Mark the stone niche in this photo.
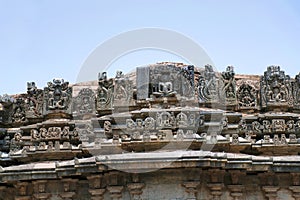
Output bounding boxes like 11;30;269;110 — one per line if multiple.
136;63;195;102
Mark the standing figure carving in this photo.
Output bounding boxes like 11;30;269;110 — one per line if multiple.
222;66;237;106
96;72;114;110
197;64;220;104
25;82;43;118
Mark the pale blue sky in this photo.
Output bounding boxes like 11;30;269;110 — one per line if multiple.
1;0;300;94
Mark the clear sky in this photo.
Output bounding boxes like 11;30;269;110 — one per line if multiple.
1;0;300;94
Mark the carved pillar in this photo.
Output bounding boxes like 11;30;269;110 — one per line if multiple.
207;169;224;200
259;172;279;200
14;182;32;200
182;181;200;200
58;179;77;200
87;175;106;200
32;180;51;200
127;174;145;200
107;186;123;200
227;170;245;200
227;185;244;200
289;173;300;200
262;186;279;200
207;183;223;200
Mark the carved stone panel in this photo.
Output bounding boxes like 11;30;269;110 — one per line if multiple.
197;64;222;104
221;66;237;107
149;63;194;98
113;71;133;106
0;94;15;124
43;79;72;114
72;88;95;116
96;72;114;110
293;72;300;110
236;79;259;110
261;66;293;110
11;98;27;123
25;82;43;119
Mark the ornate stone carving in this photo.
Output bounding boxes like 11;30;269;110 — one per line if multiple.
232;134;239;144
114;71;133;105
261;66;293;110
236;79;259;110
293;72;300;110
11;98;26;123
263;120;272;133
176;112;188;128
25;82;43;118
156;111;175;129
0;94;14;124
144;117;155;130
96;72;114;110
32;180;52;200
238;119;247;133
72;88;95;116
43;79;72;113
30;126;78;142
197;64;220;104
287;120;295;132
272;119;285;132
149;64;194;98
252;121;261;133
221;66;237;106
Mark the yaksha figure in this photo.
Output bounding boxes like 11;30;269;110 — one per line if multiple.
44;79;72;110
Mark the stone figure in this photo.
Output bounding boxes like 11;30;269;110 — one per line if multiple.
293;72;300;110
73;88;95;115
44;79;72;112
236;81;258;109
198;64;220;103
96;72;114;110
222;66;237;106
12;98;26;123
25;82;43;118
261;66;293;110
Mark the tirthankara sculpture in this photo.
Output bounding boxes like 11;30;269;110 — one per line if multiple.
1;62;300;199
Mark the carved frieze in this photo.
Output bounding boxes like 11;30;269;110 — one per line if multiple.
30;126;78;142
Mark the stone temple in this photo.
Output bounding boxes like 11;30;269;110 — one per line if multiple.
1;62;300;199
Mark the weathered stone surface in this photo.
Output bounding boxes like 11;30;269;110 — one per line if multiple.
2;63;300;199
